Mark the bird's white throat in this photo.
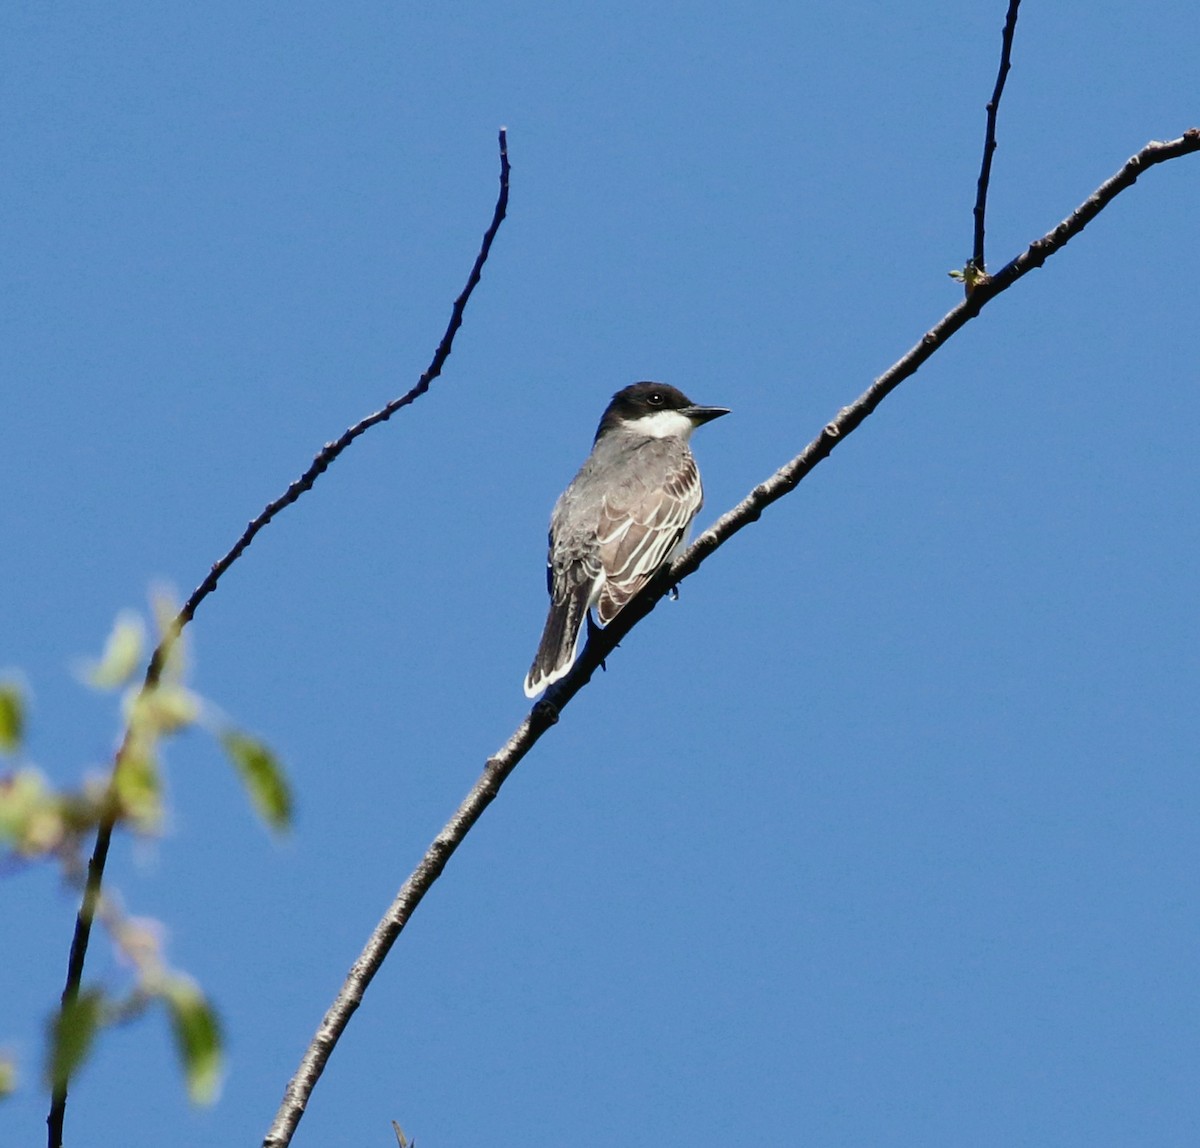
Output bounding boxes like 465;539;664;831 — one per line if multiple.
622;409;696;440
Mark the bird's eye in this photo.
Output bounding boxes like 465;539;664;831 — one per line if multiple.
647;392;665;407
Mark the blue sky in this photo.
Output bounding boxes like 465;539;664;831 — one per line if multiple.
3;3;1199;1145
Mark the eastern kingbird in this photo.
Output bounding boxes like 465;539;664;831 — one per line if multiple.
524;381;729;697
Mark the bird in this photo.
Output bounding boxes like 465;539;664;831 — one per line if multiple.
523;381;729;697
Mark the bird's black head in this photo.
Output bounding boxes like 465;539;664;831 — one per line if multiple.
594;381;730;442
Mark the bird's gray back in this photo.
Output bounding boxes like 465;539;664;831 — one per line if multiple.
552;432;695;539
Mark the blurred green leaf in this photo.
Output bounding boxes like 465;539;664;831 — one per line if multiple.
113;751;163;832
162;978;222;1105
0;768;65;855
221;731;292;832
0;1052;15;1097
127;683;201;736
0;682;23;754
84;612;146;690
46;988;104;1093
0;769;46;842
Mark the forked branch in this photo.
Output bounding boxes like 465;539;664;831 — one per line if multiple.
972;0;1023;275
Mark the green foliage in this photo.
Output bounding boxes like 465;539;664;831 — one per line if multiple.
112;749;164;833
126;681;201;737
0;1052;15;1098
222;731;293;833
42;972;225;1107
0;681;23;754
46;988;104;1094
0;769;67;854
82;612;145;690
948;259;989;293
3;599;286;1107
162;977;223;1105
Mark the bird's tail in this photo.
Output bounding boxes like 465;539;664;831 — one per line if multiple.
524;584;591;697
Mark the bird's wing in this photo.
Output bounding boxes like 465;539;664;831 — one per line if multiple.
547;534;604;604
594;454;702;625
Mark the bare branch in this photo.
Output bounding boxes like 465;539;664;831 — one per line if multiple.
165;127;512;655
262;129;1200;1148
972;0;1022;277
48;129;511;1148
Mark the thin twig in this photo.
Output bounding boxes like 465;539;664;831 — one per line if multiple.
47;128;511;1148
972;0;1022;277
165;126;511;658
262;129;1200;1148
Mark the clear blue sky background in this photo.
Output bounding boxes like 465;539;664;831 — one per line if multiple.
4;3;1199;1145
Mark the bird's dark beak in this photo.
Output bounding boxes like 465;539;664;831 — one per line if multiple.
684;405;731;426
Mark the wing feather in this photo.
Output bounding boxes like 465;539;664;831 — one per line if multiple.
595;453;702;624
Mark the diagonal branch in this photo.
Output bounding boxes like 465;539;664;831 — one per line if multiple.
262;129;1200;1148
47;129;511;1148
972;0;1022;276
